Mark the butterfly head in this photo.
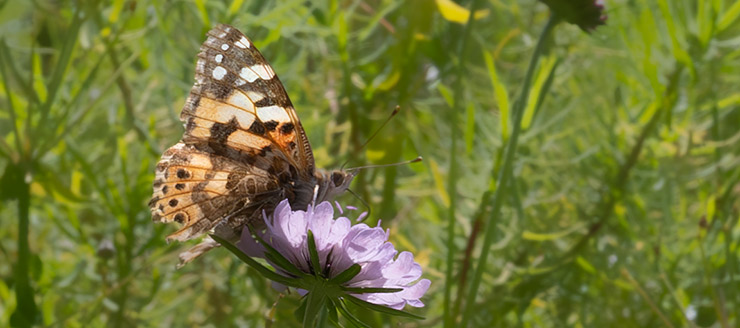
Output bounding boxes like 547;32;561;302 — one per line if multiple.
315;169;357;203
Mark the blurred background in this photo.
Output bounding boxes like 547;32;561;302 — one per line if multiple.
1;0;739;326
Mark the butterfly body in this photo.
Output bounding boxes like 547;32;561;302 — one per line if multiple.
149;24;354;264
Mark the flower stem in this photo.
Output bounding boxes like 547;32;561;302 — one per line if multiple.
460;15;558;327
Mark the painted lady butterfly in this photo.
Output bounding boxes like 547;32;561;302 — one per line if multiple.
149;24;355;265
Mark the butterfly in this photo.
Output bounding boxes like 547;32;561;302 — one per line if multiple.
149;24;355;266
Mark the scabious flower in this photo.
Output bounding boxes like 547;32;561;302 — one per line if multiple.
540;0;607;32
238;199;430;311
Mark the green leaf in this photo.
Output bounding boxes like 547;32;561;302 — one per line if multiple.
437;83;454;107
227;0;245;16
209;234;301;288
303;284;328;328
341;287;403;294
522;54;556;130
333;299;370;328
249;228;310;279
575;256;596;274
718;0;740;32
483;50;510;140
464;103;475;154
522;223;586;241
307;230;321;276
330;264;361;285
344;295;424;319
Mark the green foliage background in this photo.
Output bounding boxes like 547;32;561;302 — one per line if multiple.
1;0;739;326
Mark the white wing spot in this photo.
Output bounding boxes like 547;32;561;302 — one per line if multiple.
212;66;227;80
257;105;291;123
250;64;275;80
215;54;223;63
235;36;251;49
221;43;230;51
246;91;265;103
235;78;246;86
239;67;260;83
227;92;257;113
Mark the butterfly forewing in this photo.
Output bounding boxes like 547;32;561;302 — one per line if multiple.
183;25;315;176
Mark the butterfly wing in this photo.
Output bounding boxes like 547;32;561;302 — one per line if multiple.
184;24;315;177
150;24;316;245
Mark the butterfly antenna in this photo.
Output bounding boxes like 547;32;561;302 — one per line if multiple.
345;156;422;172
341;105;401;170
347;188;371;221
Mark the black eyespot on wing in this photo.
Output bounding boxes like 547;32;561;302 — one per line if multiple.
169;199;179;207
264;120;278;131
248;121;266;135
177;169;191;179
175;183;186;190
174;213;185;224
280;123;294;135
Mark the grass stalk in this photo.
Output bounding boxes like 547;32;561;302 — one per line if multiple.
460;15;557;327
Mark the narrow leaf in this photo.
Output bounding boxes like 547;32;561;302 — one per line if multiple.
522;55;556;130
344;295;424;319
334;299;371;328
307;230;321;276
210;234;301;288
483;50;510;140
249;228;310;278
303;285;327;328
330;264;361;284
341;287;403;294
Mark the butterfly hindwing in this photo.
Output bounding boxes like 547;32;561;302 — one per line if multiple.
149;143;283;242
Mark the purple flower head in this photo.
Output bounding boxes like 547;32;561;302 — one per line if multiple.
239;199;430;310
540;0;607;32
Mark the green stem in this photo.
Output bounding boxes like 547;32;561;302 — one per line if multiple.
460;16;557;327
11;164;37;327
443;0;485;326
